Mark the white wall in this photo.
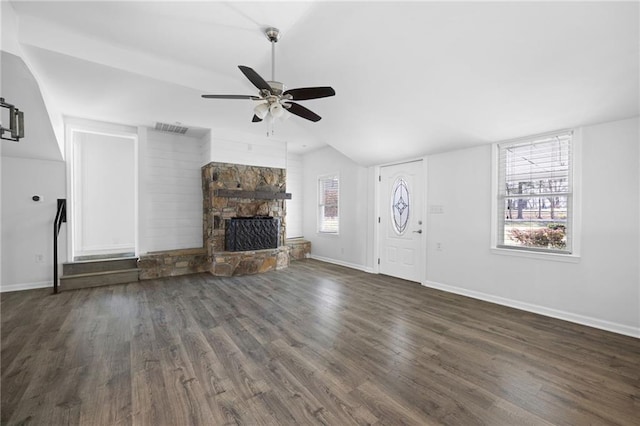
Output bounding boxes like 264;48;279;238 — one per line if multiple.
207;128;287;169
1;33;67;291
301;146;373;271
1;0;21;55
1;157;67;291
199;130;212;166
141;129;204;252
424;117;639;337
1;51;62;161
286;152;303;239
2;2;65;157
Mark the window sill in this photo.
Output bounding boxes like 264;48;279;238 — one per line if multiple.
491;247;581;263
317;232;339;237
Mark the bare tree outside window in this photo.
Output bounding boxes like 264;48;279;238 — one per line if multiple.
497;133;572;253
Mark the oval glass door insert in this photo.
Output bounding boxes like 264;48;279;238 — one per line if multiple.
392;178;410;234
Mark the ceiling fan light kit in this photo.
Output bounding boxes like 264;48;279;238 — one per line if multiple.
254;102;269;119
201;27;335;132
269;102;285;118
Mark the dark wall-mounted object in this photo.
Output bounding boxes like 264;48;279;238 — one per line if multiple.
0;97;25;142
32;195;40;202
213;189;291;200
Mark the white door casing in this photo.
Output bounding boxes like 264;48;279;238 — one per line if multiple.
379;160;424;282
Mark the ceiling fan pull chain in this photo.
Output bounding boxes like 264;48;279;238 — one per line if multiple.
266;114;274;137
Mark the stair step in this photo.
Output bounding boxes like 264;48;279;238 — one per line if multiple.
63;257;138;275
60;268;139;291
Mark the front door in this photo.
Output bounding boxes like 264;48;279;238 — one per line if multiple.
379;160;424;282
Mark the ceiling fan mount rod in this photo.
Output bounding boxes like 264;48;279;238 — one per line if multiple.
264;27;280;81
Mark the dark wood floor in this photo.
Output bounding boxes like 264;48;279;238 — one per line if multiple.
2;259;639;425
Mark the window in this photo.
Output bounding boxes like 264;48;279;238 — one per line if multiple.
495;131;573;254
318;174;339;234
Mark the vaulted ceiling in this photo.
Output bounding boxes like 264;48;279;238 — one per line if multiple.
4;1;639;166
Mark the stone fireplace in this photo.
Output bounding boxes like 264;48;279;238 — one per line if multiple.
202;162;291;276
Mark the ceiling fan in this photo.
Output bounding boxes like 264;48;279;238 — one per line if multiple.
201;27;335;123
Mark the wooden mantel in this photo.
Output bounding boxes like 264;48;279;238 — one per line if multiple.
213;189;292;200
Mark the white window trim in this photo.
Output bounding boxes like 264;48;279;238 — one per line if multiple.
490;129;582;262
317;173;340;235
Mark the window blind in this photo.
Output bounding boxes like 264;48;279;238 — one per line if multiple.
497;132;573;253
318;175;339;234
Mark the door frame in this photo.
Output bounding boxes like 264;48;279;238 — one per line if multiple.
64;118;139;261
373;157;428;283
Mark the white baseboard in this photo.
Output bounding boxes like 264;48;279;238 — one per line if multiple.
309;255;375;274
76;245;135;256
423;280;639;339
1;280;52;293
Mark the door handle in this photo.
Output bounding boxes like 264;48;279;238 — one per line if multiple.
413;229;422;234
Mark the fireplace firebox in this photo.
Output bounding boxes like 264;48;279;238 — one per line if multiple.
225;217;280;252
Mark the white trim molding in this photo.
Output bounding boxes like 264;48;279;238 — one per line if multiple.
65;117;139;260
309;255;375;274
423;279;639;338
490;247;581;263
1;281;51;293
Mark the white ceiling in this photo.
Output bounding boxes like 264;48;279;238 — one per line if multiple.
5;1;639;166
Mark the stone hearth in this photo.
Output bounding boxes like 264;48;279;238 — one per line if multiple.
138;248;209;280
202;162;291;276
286;238;311;261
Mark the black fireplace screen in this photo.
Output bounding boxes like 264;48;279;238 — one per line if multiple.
225;217;280;251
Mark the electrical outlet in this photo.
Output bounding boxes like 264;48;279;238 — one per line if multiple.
436;242;443;251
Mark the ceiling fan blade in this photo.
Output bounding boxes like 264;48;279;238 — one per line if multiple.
202;94;261;100
238;65;272;93
285;102;322;122
252;115;263;122
283;87;336;101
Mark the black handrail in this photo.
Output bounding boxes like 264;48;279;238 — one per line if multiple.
53;199;66;294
